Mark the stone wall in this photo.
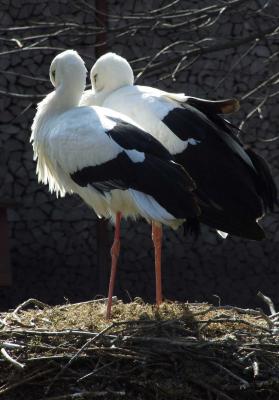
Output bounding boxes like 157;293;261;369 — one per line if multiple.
0;0;278;310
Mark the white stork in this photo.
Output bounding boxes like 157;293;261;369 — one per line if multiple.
81;52;278;240
31;50;201;318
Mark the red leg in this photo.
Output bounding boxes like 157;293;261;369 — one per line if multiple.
152;222;163;306
106;212;121;319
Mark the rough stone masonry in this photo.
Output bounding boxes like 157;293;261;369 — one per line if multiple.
0;0;278;310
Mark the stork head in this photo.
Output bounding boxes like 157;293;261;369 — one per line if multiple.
49;50;87;95
90;52;134;94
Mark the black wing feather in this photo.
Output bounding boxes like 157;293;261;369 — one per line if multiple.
180;101;278;213
71;153;129;193
186;98;244;146
165;105;254;170
107;117;172;161
70;121;201;232
162;105;277;240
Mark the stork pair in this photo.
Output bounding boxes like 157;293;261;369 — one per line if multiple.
31;50;277;318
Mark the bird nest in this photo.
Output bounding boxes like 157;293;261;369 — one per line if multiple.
0;295;279;400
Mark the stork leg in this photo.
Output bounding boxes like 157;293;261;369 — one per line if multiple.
152;221;163;306
106;212;122;319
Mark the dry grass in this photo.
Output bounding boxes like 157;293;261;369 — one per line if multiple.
3;297;269;335
0;297;279;399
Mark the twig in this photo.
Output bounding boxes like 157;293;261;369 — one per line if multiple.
239;96;268;130
198;317;270;333
137;25;279;79
189;378;235;400
257;291;277;316
252;359;259;377
0;328;117;339
125;335;201;348
59;296;118;309
192;304;269;317
269;311;279;319
7;298;50;327
0;348;25;369
40;390;126;400
0;299;278;397
45;323;114;395
27;354;92;362
13;298;49;315
0;69;48;83
210;361;250;388
0;368;56;395
0;342;24;349
77;360;117;382
241;71;279;101
0;318;9;327
0;89;45;99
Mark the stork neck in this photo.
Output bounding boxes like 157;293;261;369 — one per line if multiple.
31;79;84;142
92;89;111;106
54;81;84;111
95;82;131;105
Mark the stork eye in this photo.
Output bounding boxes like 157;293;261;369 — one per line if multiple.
93;73;98;83
52;70;56;80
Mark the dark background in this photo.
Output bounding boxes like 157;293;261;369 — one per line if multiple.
0;0;278;311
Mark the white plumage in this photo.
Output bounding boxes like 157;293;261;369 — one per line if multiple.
82;76;190;156
31;50;200;318
81;52;277;241
32;51;179;225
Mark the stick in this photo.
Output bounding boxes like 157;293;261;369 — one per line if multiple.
40;390;125;400
0;368;56;395
45;323;114;395
77;360;117;382
189;378;235;400
0;348;25;369
1;342;25;349
0;329;117;339
58;296;118;309
252;360;259;377
257;291;276;316
210;361;250;389
10;298;49;325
